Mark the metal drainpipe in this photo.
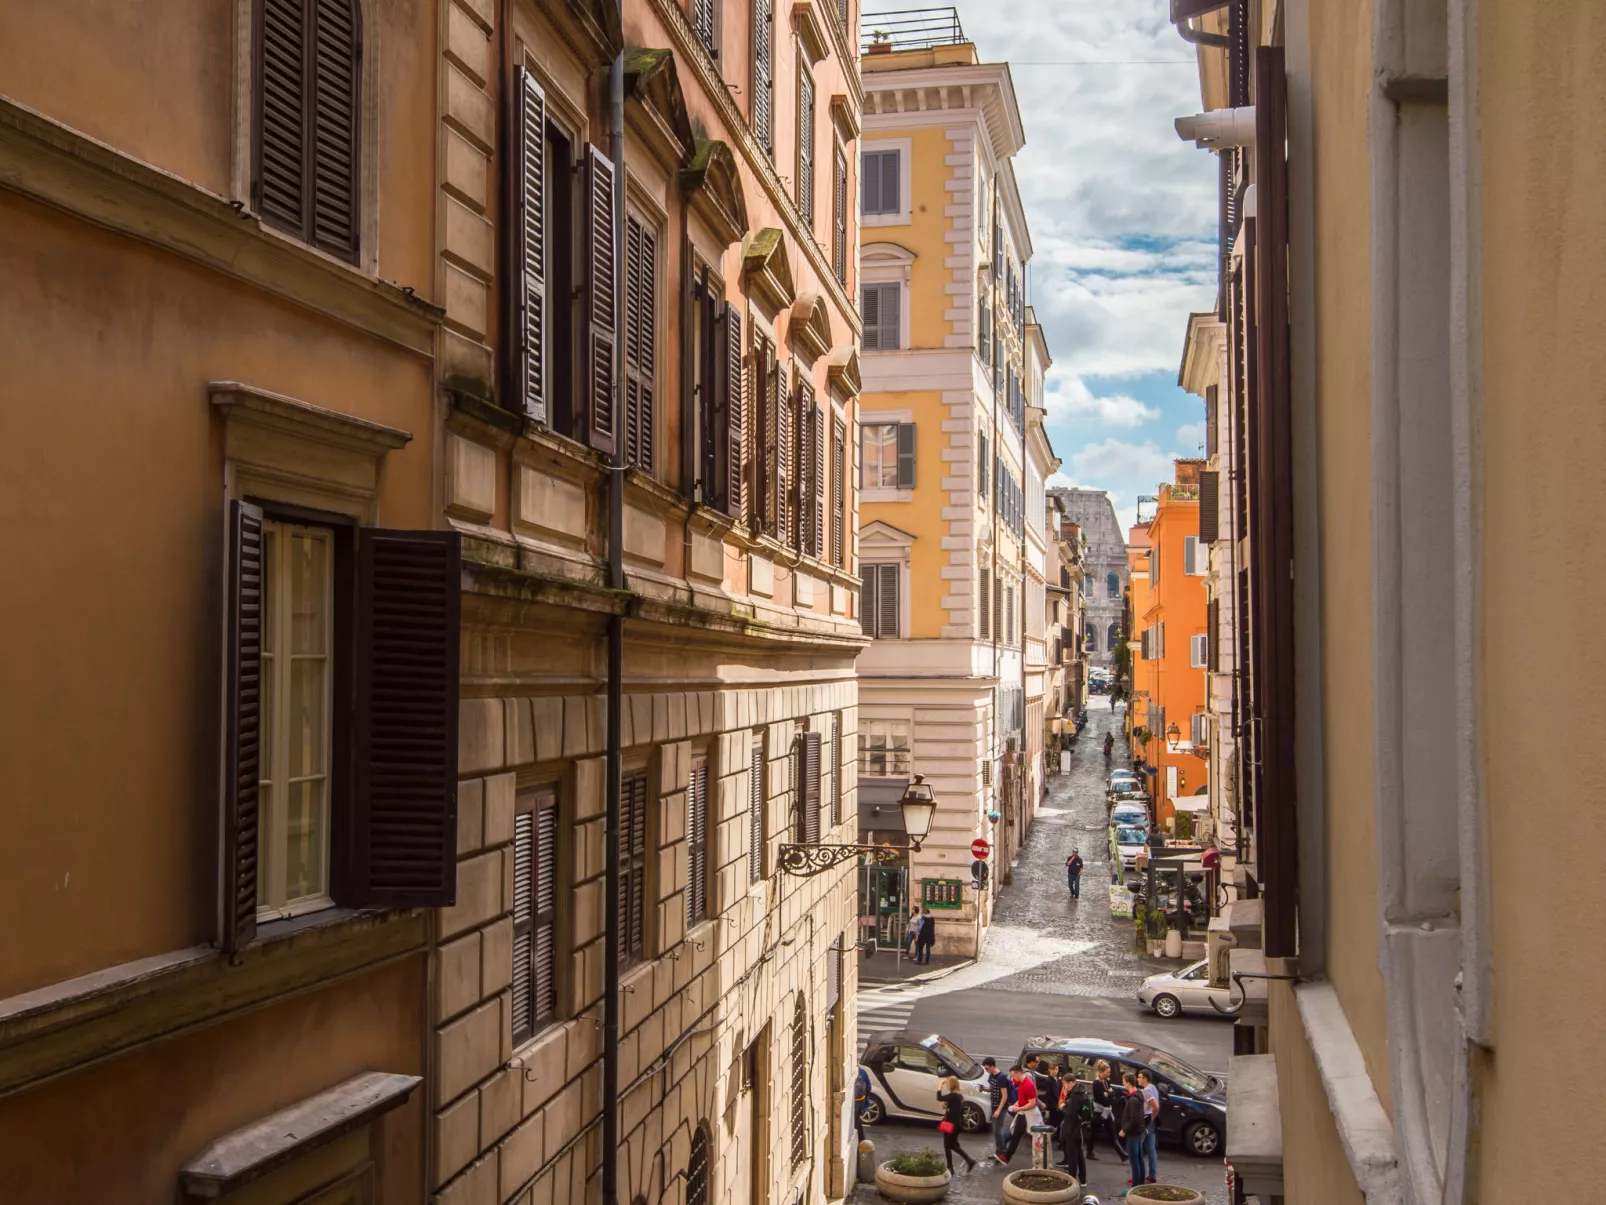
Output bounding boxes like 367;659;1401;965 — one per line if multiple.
988;183;1001;866
602;41;625;1205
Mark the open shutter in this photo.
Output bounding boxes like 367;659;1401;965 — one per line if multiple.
223;501;265;955
833;147;848;281
794;379;811;553
693;0;716;54
751;0;773;153
349;528;462;906
512;811;533;1043
812;396;826;558
1208;597;1220;671
877;564;899;637
861;285;880;351
256;0;307;234
801;731;822;843
895;423;915;488
798;72;815;225
1199;469;1219;543
774;361;791;542
585;145;618;452
749;743;765;881
978;565;990;639
860;566;878;635
310;0;361;260
623;216;656;473
687;760;709;925
831;416;846;567
724;304;746;520
513;68;547;421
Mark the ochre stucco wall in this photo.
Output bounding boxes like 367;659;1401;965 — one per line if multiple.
1478;1;1606;1195
1305;0;1391;1115
0;956;427;1204
858;389;949;639
0;194;435;998
1269;986;1366;1205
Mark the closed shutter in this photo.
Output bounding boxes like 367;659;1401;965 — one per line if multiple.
800;731;822;843
831;415;846;567
687;759;709;926
256;0;307;234
309;0;360;258
1205;385;1218;458
876;563;899;637
993;575;1002;643
797;71;815;226
830;713;842;825
880;151;900;213
1199;470;1220;543
693;0;716;55
774;361;791;542
895;422;915;488
978;565;989;638
812;396;826;558
349;529;461;906
223;501;265;955
860;563;878;634
790;997;809;1167
724;303;745;520
862;283;901;351
749;742;765;881
826;938;842;1007
795;380;812;553
1208;597;1220;671
513;68;547;421
751;340;771;530
861;151;881;214
512;794;559;1046
833;146;848;282
688;1127;711;1205
1005;585;1014;646
623;215;656;474
977;432;988;498
620;770;648;965
585;145;618;451
751;0;773;153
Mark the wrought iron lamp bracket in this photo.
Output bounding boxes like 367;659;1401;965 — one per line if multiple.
777;843;906;877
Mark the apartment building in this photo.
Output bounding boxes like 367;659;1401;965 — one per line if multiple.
432;1;865;1204
1169;0;1604;1199
854;12;1038;949
1021;321;1058;814
1045;501;1088;764
0;0;450;1198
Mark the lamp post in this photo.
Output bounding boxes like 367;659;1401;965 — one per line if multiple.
777;774;938;876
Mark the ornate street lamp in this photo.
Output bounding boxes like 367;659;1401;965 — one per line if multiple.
778;775;939;876
1166;722;1182;752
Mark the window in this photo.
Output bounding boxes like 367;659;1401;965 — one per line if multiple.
751;0;773;153
1190;633;1209;669
862;282;901;350
1191;713;1209;746
794;731;822;843
687;756;710;927
790;996;809;1167
832;144;849;284
512;790;560;1046
1184;535;1206;575
691;0;717;58
688;1125;711;1205
831;415;847;567
977;430;990;500
623;213;658;475
859;720;911;776
797;69;816;227
619;769;649;966
859;563;900;638
861;149;900;215
222;503;460;955
1106;571;1120;599
748;739;765;883
861;422;914;489
795;382;825;557
254;0;362;262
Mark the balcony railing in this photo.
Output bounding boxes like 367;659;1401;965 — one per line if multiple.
861;7;967;53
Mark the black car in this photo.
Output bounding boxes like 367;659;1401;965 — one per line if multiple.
1017;1035;1227;1158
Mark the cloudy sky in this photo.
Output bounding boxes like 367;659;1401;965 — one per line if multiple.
959;0;1216;531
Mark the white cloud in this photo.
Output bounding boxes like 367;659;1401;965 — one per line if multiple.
1175;422;1206;451
1044;370;1159;428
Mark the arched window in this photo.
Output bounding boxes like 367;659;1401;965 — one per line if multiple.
688;1123;711;1205
1106;570;1120;599
1107;622;1120;650
789;996;809;1167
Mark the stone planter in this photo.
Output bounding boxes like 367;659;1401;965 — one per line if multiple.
874;1161;951;1204
1125;1187;1205;1204
1002;1168;1080;1205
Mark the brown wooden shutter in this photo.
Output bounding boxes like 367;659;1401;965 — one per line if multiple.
1199;469;1220;544
623;215;656;473
1207;597;1220;673
687;759;709;926
620;770;648;964
813;395;826;559
349;528;462;906
585;145;618;452
751;0;774;153
774;361;791;543
688;1127;711;1205
833;146;848;283
255;0;307;234
860;565;877;635
895;423;915;488
310;0;360;259
801;731;821;843
794;379;811;554
693;0;716;54
978;565;990;639
512;796;557;1046
724;303;746;520
513;68;547;422
223;500;265;955
748;742;765;881
789;997;808;1166
831;415;846;567
797;71;815;226
877;564;899;637
751;340;771;531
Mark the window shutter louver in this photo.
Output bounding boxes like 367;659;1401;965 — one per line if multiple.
1208;597;1220;672
619;771;648;965
752;0;773;154
514;802;558;1046
798;73;815;226
877;564;899;637
882;152;899;215
895;423;915;488
223;501;265;955
790;998;808;1167
812;397;826;558
349;529;462;906
794;380;810;553
749;743;765;881
689;1128;711;1205
513;68;548;421
310;0;360;260
831;415;846;567
979;565;990;639
513;811;534;1042
724;304;745;520
993;576;1002;643
256;0;306;233
801;731;822;843
861;152;881;215
827;938;841;1006
1199;470;1220;544
693;0;716;55
882;284;900;350
623;216;656;474
774;361;791;542
687;760;709;926
830;713;841;825
585;145;618;451
860;563;877;634
861;285;879;350
833;147;848;283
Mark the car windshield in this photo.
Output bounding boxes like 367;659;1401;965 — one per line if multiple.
1144;1050;1215;1095
1116;826;1146;844
923;1035;982;1078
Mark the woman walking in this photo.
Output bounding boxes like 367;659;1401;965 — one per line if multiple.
937;1076;979;1172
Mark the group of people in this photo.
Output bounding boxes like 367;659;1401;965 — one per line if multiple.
921;1056;1163;1191
901;907;937;964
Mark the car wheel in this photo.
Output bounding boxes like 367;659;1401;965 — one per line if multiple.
961;1103;987;1133
860;1094;886;1126
1152;993;1182;1019
1184;1120;1221;1157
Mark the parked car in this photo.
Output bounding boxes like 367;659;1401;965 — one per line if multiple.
1110;823;1148;871
858;1031;992;1132
1016;1036;1227;1158
1110;802;1149;830
1137;959;1234;1019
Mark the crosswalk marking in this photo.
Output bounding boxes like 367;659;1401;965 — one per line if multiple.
853;985;924;1044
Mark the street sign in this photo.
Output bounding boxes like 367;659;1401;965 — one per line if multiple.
970;838;990;859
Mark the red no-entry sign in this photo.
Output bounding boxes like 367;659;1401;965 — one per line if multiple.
970;838;991;859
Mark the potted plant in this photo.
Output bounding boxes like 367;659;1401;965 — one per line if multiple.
1002;1167;1080;1205
874;1149;950;1203
868;29;893;53
1126;1186;1205;1204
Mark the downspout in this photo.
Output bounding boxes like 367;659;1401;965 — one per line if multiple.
603;39;625;1205
987;183;1002;870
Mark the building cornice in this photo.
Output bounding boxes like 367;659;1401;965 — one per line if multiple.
859;61;1025;163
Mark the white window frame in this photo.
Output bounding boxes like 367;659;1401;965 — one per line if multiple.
1184;535;1206;575
860;719;912;777
860;243;913;355
1190;633;1209;669
861;422;902;490
860;137;912;226
1190;713;1208;746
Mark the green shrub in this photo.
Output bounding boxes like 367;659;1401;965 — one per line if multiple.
888;1149;947;1177
1174;812;1195;841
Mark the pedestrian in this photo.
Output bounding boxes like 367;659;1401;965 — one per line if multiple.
1137;1069;1160;1183
1065;848;1085;899
937;1075;979;1172
1059;1072;1090;1183
904;907;922;958
1030;1057;1059;1135
982;1057;1014;1159
915;910;937;965
1090;1060;1117;1158
996;1064;1040;1164
854;1065;871;1143
1118;1072;1148;1188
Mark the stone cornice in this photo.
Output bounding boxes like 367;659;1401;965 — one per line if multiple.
0;97;443;356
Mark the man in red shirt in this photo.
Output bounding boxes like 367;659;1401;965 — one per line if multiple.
995;1065;1040;1164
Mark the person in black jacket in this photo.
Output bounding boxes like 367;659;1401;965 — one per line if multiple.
1118;1073;1149;1187
1089;1060;1118;1157
938;1076;978;1171
1058;1072;1089;1183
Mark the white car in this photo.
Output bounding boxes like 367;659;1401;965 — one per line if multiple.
1111;823;1148;871
1137;959;1235;1018
1110;803;1149;829
857;1031;993;1131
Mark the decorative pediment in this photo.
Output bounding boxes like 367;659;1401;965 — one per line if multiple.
533;0;623;68
793;0;831;66
788;293;833;362
624;50;695;167
741;227;797;315
829;94;860;143
825;346;861;401
680;139;749;248
862;240;916;266
860;519;915;549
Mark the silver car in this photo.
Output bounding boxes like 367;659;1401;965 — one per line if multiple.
1137;959;1234;1018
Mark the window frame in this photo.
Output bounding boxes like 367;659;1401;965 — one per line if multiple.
796;63;817;229
512;786;563;1048
858;561;902;638
859;719;911;778
861;139;911;225
687;753;711;927
860;422;901;489
860;282;902;351
619;767;651;968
